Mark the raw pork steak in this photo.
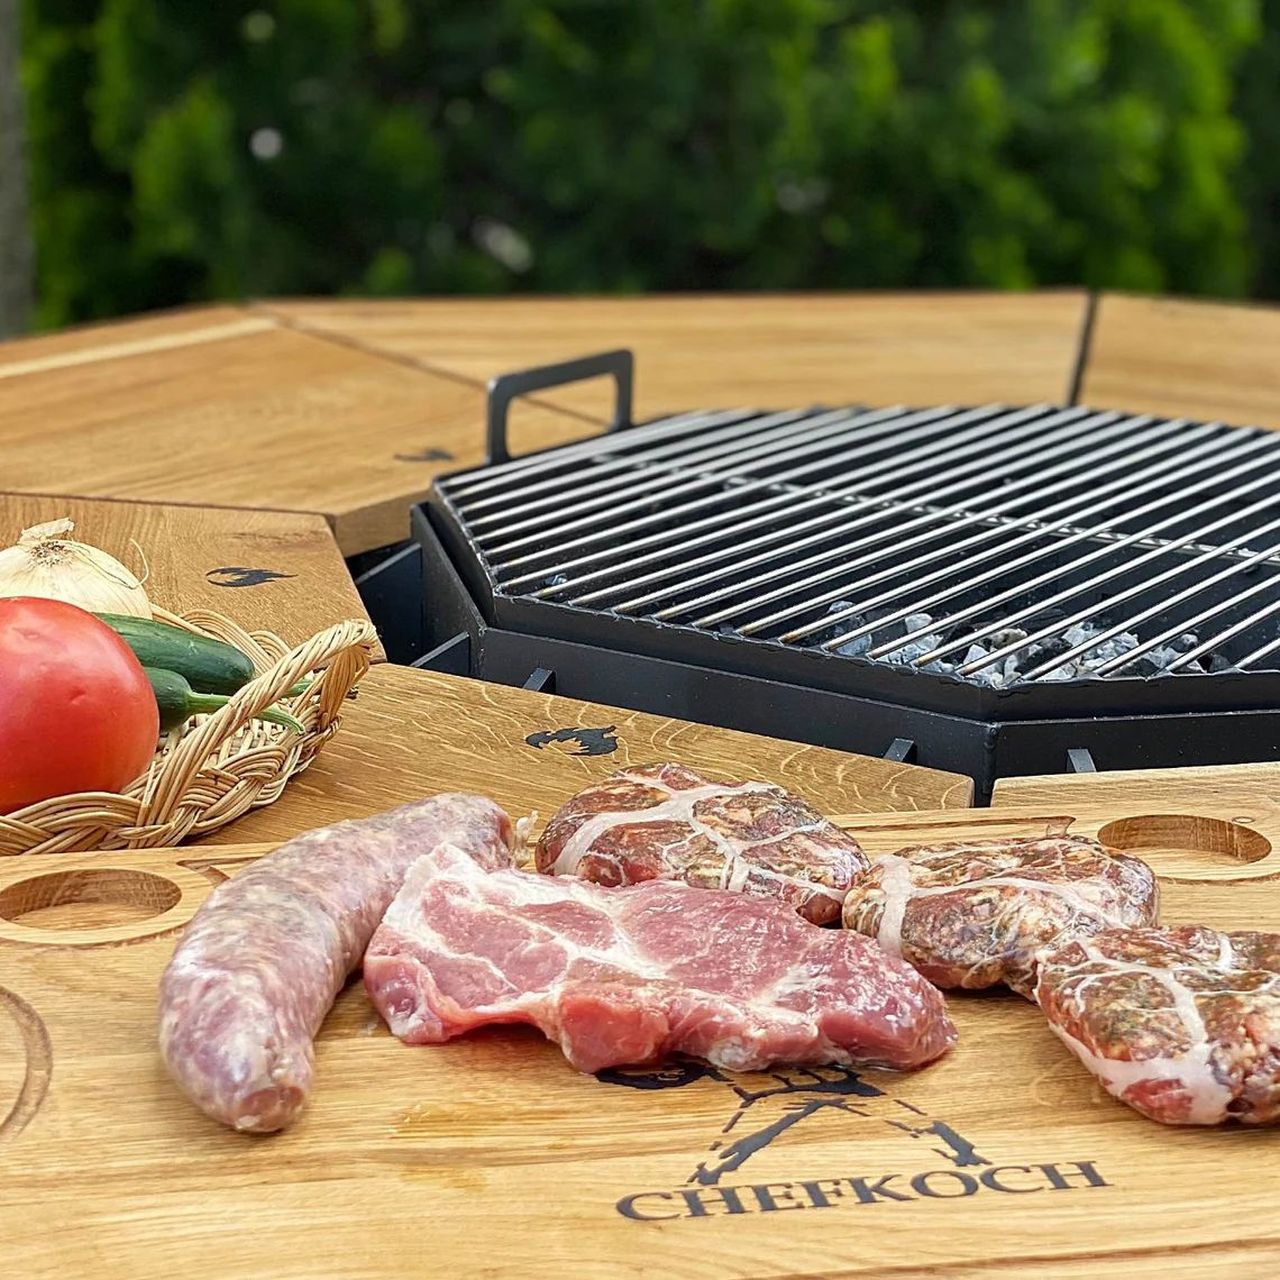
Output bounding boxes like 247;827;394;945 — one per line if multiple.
1036;926;1280;1125
842;835;1158;998
364;844;956;1074
533;763;868;925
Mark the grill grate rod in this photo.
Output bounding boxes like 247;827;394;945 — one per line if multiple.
769;422;1241;645
835;434;1275;662
1165;613;1272;672
444;408;755;500
1236;631;1280;670
964;502;1280;678
474;404;944;549
497;403;1007;587
656;410;1152;622
518;405;964;596
481;402;1035;559
1021;528;1280;680
610;405;1121;615
932;481;1280;675
683;412;1224;630
702;417;1250;635
460;407;808;524
894;449;1280;668
1107;569;1280;676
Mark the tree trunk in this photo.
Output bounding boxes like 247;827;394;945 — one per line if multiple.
0;0;34;337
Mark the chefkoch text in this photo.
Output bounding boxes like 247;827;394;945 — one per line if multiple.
617;1161;1110;1220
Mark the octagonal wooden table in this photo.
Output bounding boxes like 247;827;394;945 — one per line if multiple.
4;290;1280;1280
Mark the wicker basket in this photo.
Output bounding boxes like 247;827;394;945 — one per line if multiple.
0;608;378;856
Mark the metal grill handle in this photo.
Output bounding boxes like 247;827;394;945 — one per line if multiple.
486;349;635;465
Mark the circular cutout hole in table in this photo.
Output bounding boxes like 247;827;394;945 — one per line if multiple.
1097;813;1272;881
0;869;182;931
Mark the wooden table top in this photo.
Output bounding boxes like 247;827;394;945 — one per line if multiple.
0;308;585;555
1081;295;1280;431
261;291;1091;424
5;290;1280;1277
3;290;1277;553
0;492;378;655
212;663;972;845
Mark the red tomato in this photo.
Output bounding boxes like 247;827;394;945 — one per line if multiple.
0;597;160;813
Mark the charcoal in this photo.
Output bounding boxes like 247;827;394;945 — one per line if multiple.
870;616;908;642
1132;656;1162;677
904;612;934;633
1085;632;1139;664
963;644;989;666
1039;660;1080;682
544;573;568;588
716;624;736;636
1035;636;1072;660
885;634;943;665
1062;622;1099;647
1021;638;1071;669
836;634;871;658
827;600;856;615
1208;654;1234;673
1169;633;1200;654
988;628;1029;650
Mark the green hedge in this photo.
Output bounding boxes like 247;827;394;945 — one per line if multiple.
20;0;1278;328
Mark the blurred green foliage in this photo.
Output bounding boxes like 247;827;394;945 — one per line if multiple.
18;0;1279;328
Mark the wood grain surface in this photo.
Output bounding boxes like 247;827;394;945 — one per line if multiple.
991;763;1280;814
261;291;1091;423
8;290;1278;563
4;789;1280;1278
209;663;972;844
0;317;584;555
1082;294;1280;430
0;305;266;375
0;492;379;654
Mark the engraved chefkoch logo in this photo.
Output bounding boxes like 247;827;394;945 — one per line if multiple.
600;1060;1108;1220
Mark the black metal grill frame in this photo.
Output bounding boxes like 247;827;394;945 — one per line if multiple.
404;350;1280;798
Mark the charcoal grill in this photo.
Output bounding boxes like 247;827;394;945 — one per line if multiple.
387;350;1280;799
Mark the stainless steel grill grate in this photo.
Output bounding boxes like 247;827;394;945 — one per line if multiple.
438;402;1280;687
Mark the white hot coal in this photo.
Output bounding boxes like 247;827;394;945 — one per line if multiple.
817;604;1223;685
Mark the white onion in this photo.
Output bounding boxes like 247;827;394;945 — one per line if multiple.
0;518;152;617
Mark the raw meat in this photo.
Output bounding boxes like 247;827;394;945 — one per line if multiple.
1036;926;1280;1125
158;795;516;1133
364;844;956;1074
533;763;868;925
841;835;1158;998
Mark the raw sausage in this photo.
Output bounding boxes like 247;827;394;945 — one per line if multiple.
158;795;515;1133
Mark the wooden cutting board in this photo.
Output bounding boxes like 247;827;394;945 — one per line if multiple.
3;791;1280;1278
